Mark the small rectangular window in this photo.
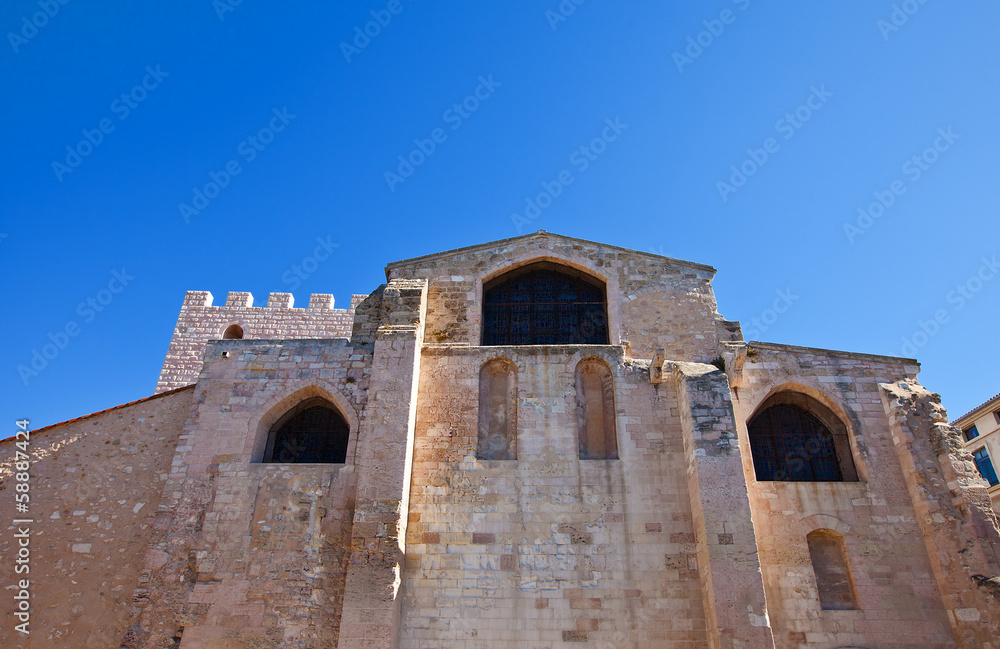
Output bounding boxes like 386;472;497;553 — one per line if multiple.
994;411;1000;425
965;425;980;442
973;447;999;487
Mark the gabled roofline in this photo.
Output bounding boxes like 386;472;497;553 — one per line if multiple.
951;391;1000;427
0;385;196;444
746;340;919;366
384;230;717;279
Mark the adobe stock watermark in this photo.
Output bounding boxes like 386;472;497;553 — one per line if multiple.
510;117;628;233
742;289;799;340
877;0;933;41
843;127;959;244
213;0;244;20
672;0;752;73
900;255;997;357
384;75;501;192
7;0;70;53
716;84;833;202
51;65;169;182
281;236;340;290
179;107;295;223
340;0;415;63
545;0;586;31
17;268;135;386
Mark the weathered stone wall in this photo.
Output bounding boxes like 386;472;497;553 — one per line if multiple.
337;276;428;649
386;231;736;363
400;344;712;648
155;290;367;394
726;342;963;648
10;233;1000;649
880;380;1000;649
0;387;194;649
134;338;372;648
670;362;773;649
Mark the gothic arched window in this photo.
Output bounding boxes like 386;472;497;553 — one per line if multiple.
747;393;858;482
263;397;350;464
576;359;618;460
482;262;608;345
478;359;518;460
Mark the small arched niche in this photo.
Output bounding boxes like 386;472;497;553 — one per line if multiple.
262;397;350;464
575;358;618;460
222;324;244;339
482;262;609;345
747;391;858;482
477;359;518;460
807;529;859;610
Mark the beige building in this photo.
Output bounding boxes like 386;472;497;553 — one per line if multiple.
2;232;999;649
953;392;1000;514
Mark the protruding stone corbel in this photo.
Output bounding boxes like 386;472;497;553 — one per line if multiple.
650;348;666;384
721;343;749;389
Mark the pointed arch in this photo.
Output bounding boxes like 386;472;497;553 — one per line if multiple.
482;261;609;345
263;398;349;463
248;382;359;464
473;250;623;346
747;389;858;482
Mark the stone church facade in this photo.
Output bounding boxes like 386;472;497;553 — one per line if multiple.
2;232;999;649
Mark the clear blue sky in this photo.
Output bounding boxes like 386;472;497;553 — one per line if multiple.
3;1;998;429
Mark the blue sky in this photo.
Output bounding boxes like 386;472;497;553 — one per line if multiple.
2;1;998;429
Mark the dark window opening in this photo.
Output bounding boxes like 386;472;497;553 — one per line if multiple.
482;262;608;345
223;324;244;339
748;395;858;482
263;397;349;464
965;425;980;441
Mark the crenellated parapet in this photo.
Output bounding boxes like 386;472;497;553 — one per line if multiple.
155;290;369;393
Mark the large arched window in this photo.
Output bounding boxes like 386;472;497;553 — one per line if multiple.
575;359;618;459
482;262;608;345
747;393;858;482
263;397;350;464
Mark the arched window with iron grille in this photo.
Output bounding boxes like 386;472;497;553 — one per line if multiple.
482;262;609;346
747;393;858;482
263;397;350;464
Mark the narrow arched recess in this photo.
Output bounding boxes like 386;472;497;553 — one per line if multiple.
575;358;618;460
477;359;518;460
807;529;859;610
